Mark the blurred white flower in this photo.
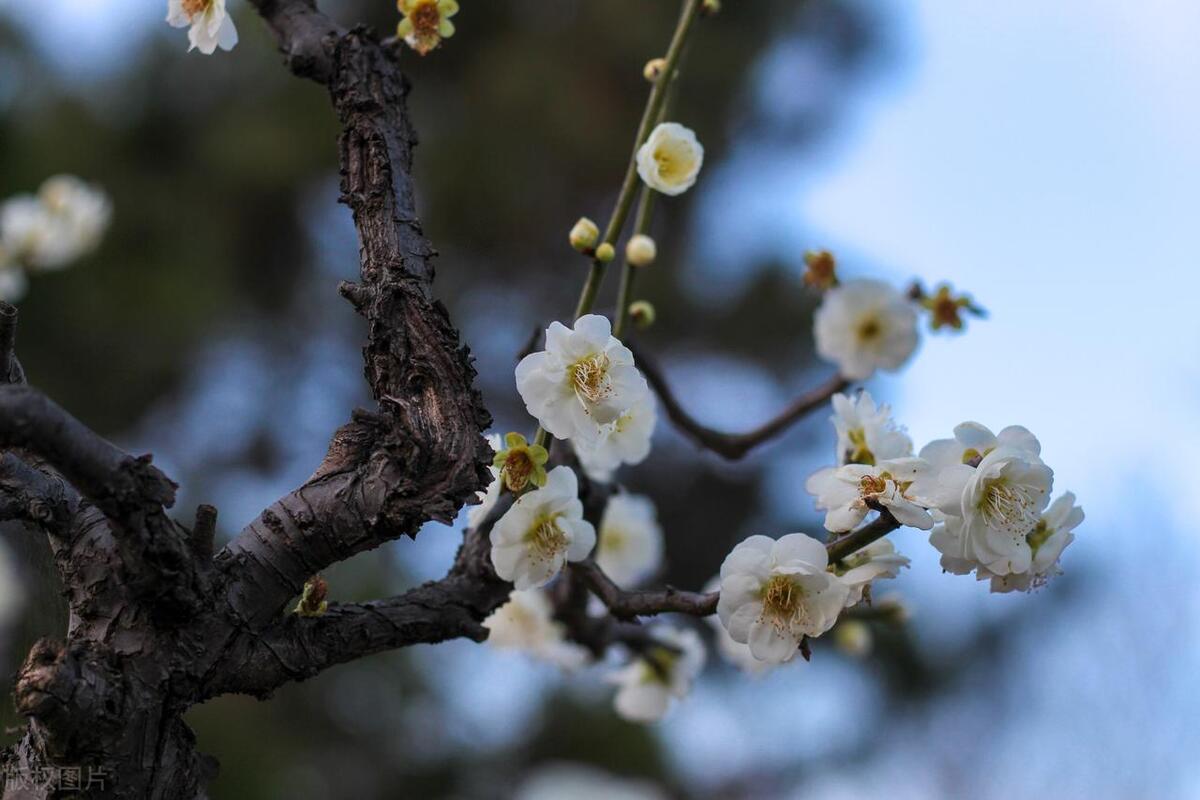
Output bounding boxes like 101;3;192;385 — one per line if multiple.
490;466;595;590
829;390;912;466
717;534;849;664
0;176;112;275
515;763;667;800
918;445;1053;577
167;0;239;55
833;620;873;658
636;122;704;196
467;434;503;530
482;589;589;670
805;457;935;533
572;393;656;482
609;626;705;723
595;493;663;587
814;279;918;380
516;314;648;443
830;538;910;607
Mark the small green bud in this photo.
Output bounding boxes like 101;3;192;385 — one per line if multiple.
834;620;872;658
625;234;657;268
293;575;329;618
628;300;656;329
701;0;721;15
569;217;600;252
595;242;616;263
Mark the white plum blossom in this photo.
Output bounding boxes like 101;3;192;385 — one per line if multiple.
608;626;705;723
573;393;657;482
814;279;919;380
466;434;503;530
482;589;589;669
595;493;664;587
919;421;1041;471
0;176;112;274
515;764;667;800
829;390;912;466
933;492;1083;593
516;314;649;443
830;538;910;607
805;458;935;533
490;466;596;590
916;445;1053;577
167;0;239;55
703;578;776;676
636;122;704;196
716;534;850;664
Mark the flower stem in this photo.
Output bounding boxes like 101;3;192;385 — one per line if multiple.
612;186;657;338
570;0;704;322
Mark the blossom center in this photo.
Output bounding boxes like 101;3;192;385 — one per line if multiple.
859;474;888;495
569;352;613;405
846;428;875;465
600;526;626;554
979;478;1040;536
502;451;535;491
761;574;810;629
1026;519;1053;554
182;0;211;16
524;515;567;560
410;2;442;36
856;315;882;343
640;646;678;685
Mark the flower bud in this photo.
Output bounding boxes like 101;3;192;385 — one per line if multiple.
701;0;721;14
569;217;600;252
803;249;838;290
628;300;656;329
643;57;667;82
834;620;872;658
625;234;657;268
293;575;329;617
595;242;616;263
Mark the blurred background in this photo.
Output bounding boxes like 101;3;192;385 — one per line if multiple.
1;0;1198;797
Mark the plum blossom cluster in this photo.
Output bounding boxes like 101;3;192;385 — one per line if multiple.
0;176;112;301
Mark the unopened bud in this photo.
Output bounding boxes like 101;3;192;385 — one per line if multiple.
294;575;329;618
834;620;872;658
803;249;838;290
569;217;600;253
643;57;667;82
701;0;721;15
595;242;616;263
628;300;656;329
625;234;657;268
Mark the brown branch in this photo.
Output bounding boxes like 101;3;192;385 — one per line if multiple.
825;508;902;563
217;23;493;628
633;345;850;460
571;560;718;621
0;301;23;385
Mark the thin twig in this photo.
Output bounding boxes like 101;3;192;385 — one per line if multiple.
572;560;719;621
634;345;851;460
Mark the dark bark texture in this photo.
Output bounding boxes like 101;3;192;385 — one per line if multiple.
0;4;506;796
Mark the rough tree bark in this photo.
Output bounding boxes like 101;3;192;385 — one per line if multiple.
0;3;509;796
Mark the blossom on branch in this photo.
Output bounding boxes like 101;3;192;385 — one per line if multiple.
482;589;589;669
516;314;649;443
397;0;459;56
829;538;910;607
636;122;705;196
490;466;595;590
166;0;239;55
716;534;850;664
806;458;935;532
595;493;664;587
814;278;918;380
829;390;912;466
608;626;705;722
572;392;657;482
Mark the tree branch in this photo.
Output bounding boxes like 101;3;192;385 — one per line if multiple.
245;0;340;81
825;508;902;563
217;22;493;628
633;346;850;460
571;560;718;621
